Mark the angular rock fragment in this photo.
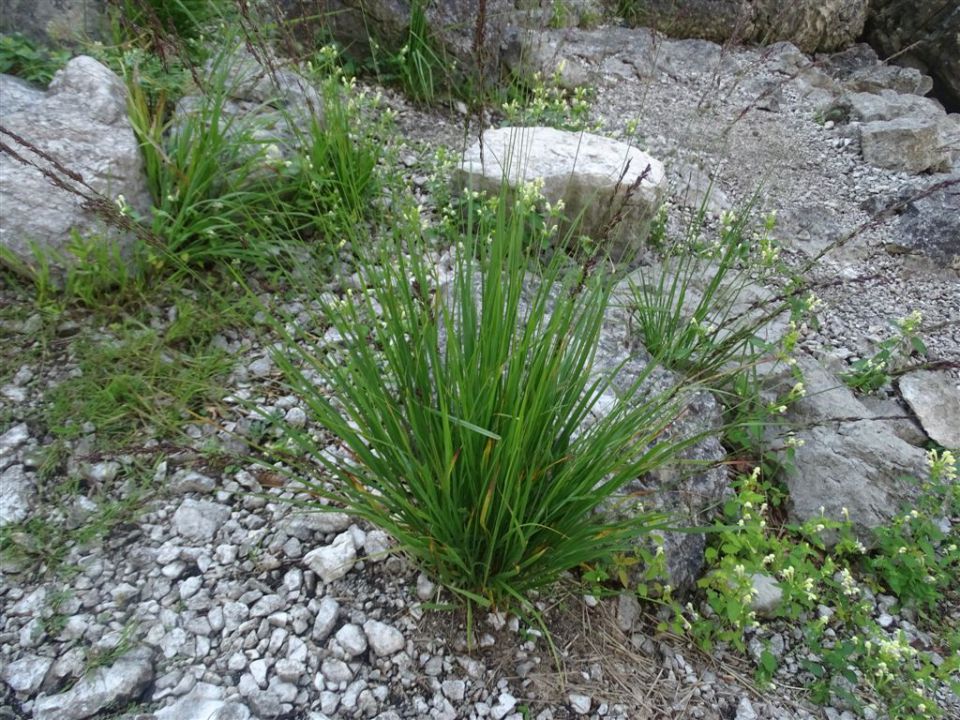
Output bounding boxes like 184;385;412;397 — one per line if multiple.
899;370;960;449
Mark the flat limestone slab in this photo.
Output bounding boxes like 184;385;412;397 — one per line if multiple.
456;126;665;262
899;370;960;449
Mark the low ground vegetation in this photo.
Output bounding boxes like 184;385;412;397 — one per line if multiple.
0;3;957;718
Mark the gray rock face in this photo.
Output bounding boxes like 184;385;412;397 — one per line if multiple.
832;89;945;124
772;357;928;537
864;0;960;111
0;75;45;114
669;162;731;217
0;56;151;279
0;0;106;43
862;174;960;265
32;647;154;720
819;44;933;96
827;86;958;174
859;117;953;174
619;0;868;53
593;279;728;590
277;0;601;82
899;370;960;449
456;126;665;262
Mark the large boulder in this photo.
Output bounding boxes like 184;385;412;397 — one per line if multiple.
859;117;953;174
826;89;958;174
818;43;933;96
455;126;665;262
0;56;152;278
617;0;868;53
864;0;960;112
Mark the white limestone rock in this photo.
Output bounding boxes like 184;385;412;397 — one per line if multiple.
0;57;152;278
0;422;30;470
1;653;52;695
335;623;368;657
362;619;405;656
172;499;231;543
155;682;252;720
312;597;341;643
860;117;952;174
456;126;665;262
33;647;154;720
772;357;928;536
0;464;35;527
749;573;784;617
303;531;357;584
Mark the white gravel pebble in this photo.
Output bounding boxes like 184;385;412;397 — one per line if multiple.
363;619;405;656
336;623;368;657
303;532;357;584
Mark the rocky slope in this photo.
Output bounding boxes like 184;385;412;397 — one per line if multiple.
1;15;959;720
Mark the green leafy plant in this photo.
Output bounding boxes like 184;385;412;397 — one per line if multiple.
270;178;700;632
665;449;960;719
840;310;927;393
0;33;70;85
868;449;960;611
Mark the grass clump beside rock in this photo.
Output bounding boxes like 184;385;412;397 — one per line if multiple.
123;37;386;270
267;182;698;629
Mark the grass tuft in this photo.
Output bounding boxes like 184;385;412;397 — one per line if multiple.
268;179;703;626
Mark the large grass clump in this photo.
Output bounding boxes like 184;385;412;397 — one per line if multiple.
270;175;699;621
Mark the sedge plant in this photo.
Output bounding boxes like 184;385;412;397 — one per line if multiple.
629;205;792;384
268;177;703;632
123;37;383;270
